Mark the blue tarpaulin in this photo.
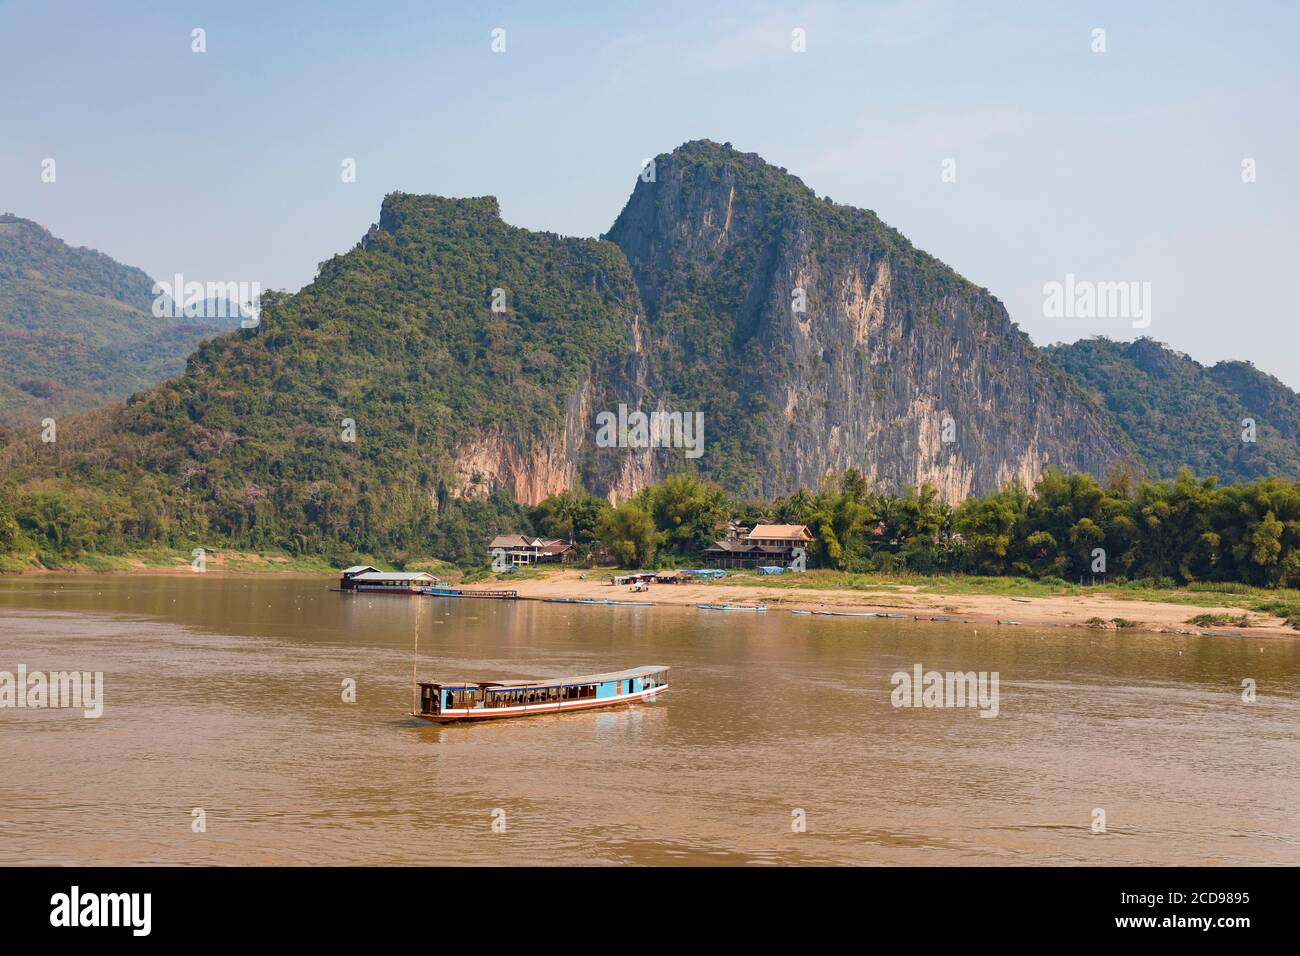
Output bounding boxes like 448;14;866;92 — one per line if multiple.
757;566;784;575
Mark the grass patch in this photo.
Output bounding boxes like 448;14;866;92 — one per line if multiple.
1085;616;1141;629
1252;600;1300;629
1186;612;1252;628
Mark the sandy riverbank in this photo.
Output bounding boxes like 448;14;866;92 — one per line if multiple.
6;559;1296;637
497;570;1296;638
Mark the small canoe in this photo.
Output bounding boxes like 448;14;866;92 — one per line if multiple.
697;603;767;612
876;613;909;619
812;610;879;618
789;610;813;615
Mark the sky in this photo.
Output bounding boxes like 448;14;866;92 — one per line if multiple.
2;0;1297;385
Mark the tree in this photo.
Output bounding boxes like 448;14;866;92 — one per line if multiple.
530;492;609;544
638;474;731;556
595;501;656;568
806;490;875;570
0;497;20;552
953;481;1027;574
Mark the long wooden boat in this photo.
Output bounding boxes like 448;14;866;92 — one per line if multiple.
420;587;518;600
413;666;669;723
697;603;767;612
812;610;879;618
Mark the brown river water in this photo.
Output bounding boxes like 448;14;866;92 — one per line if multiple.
1;574;1297;866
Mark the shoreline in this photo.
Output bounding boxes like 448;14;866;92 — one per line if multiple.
496;571;1295;638
5;560;1297;638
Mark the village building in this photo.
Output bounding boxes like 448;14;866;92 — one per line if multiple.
488;535;575;567
703;524;813;568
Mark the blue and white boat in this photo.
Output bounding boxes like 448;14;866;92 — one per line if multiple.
414;666;669;724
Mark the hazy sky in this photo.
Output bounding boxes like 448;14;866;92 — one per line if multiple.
3;1;1297;385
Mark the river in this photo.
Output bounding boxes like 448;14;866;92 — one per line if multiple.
1;574;1297;865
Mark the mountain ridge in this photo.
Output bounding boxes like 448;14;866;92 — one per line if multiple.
2;141;1296;565
1045;336;1300;482
0;213;244;425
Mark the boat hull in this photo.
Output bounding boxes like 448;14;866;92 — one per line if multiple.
414;685;667;723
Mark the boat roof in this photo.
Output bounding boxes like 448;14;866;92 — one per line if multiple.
420;665;669;690
351;571;437;581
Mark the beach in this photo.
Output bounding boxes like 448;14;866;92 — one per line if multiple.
6;553;1298;637
502;569;1295;637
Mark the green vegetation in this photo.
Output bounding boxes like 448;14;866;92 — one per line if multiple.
0;214;242;424
3;148;1300;601
570;465;1300;594
1186;613;1252;628
1046;337;1300;482
0;194;634;566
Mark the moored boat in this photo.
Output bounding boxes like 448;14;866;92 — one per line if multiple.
414;666;669;723
697;603;767;611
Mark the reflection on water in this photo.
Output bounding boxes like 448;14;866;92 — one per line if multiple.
1;574;1298;865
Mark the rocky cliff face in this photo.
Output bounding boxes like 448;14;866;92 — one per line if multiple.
601;140;1133;501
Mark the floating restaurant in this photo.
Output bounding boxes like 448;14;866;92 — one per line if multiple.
338;566;439;592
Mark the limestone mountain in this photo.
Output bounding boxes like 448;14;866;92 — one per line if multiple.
1045;337;1300;482
0;194;650;556
0;214;243;425
605;140;1133;500
2;143;1165;560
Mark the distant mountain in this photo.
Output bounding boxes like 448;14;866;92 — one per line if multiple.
1045;337;1300;482
0;214;245;425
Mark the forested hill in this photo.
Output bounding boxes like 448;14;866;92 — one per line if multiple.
1045;337;1300;483
2;145;1298;571
0;194;646;558
0;214;244;425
